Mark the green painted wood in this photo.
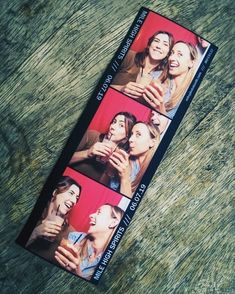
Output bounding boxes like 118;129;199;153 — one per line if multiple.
0;0;234;293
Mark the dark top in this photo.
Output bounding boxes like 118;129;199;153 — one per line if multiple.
27;224;71;264
69;130;107;182
111;50;162;108
112;50;140;86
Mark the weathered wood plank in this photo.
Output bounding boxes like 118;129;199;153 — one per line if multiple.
0;0;88;84
0;0;234;293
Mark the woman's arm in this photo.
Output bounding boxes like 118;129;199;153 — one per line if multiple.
112;81;145;99
111;50;145;99
69;142;113;164
142;81;167;114
26;220;62;246
55;244;80;274
111;84;124;91
119;82;145;99
109;149;132;197
119;175;132;197
99;163;116;186
69;149;89;163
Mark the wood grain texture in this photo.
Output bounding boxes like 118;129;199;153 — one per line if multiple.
0;0;234;293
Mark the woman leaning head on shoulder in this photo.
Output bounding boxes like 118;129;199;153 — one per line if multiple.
143;40;198;118
107;121;160;197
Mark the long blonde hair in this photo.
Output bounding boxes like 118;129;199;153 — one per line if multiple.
130;122;160;193
75;204;124;278
162;41;198;111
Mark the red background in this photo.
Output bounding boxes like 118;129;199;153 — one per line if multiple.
64;167;123;232
61;13;201;235
88;87;151;132
131;11;198;52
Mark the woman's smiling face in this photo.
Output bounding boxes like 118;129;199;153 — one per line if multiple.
148;33;171;62
88;205;114;234
168;42;194;76
53;184;80;216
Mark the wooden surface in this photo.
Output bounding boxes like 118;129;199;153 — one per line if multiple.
0;0;234;293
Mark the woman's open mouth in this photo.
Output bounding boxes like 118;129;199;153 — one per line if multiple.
64;201;74;209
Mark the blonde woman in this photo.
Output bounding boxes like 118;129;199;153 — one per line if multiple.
143;41;198;118
106;122;160;197
55;204;124;280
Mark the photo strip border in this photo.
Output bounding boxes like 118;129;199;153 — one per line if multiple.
16;7;218;284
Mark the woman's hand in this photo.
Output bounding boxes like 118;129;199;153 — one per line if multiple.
87;142;113;158
121;82;145;99
34;220;62;237
109;149;131;179
55;244;79;273
143;82;166;114
109;149;133;197
27;220;62;245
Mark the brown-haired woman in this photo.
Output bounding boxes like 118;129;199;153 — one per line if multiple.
69;112;136;182
26;176;81;262
111;31;174;100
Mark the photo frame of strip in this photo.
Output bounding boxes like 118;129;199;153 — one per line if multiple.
16;7;218;284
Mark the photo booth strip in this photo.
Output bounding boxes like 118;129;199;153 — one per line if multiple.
16;7;218;284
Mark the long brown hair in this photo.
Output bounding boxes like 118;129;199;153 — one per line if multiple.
42;176;81;220
162;41;198;111
103;112;137;151
135;31;174;72
130;122;160;193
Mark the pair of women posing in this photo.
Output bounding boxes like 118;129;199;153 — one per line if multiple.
26;176;124;279
69;112;160;198
111;30;198;118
